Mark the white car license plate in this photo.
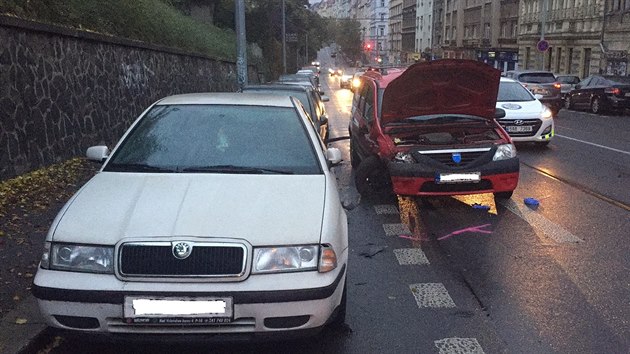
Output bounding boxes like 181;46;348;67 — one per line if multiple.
505;125;533;133
436;172;481;184
124;296;233;324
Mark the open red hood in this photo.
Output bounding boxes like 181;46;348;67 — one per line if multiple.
381;59;501;125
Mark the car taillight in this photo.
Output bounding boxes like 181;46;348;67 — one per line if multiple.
605;87;621;95
553;82;561;89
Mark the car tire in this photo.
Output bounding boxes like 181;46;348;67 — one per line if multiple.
590;97;602;114
328;281;347;327
494;191;514;199
564;96;573;110
355;156;391;197
350;139;361;168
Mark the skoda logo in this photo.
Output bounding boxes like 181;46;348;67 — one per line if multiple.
452;152;462;164
514;120;525;125
172;241;193;260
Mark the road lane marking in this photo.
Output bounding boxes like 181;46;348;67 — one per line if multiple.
394;248;430;265
383;223;411;236
434;338;485;354
409;283;456;308
374;204;400;215
555;134;630;156
500;199;583;244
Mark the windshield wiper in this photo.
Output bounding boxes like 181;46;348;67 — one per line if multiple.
181;165;293;174
105;163;179;173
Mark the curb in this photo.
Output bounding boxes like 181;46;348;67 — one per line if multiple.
0;295;47;354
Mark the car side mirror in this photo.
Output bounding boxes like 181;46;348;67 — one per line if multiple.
86;145;110;163
534;94;544;100
321;95;330;102
495;108;506;119
320;115;329;126
326;147;342;166
575;84;581;89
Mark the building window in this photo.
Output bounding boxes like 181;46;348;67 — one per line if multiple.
381;13;385;21
556;47;562;72
567;47;574;73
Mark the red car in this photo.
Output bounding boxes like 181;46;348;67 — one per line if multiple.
349;59;519;199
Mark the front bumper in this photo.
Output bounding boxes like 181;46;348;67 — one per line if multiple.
33;264;346;336
387;158;519;196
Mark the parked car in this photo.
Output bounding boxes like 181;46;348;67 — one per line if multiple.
242;84;330;141
350;71;365;92
496;77;554;147
504;70;563;116
555;74;581;99
278;73;321;93
564;75;630;114
32;93;348;339
349;59;519;199
339;74;353;89
329;68;343;77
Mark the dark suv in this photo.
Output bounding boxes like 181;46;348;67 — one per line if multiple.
505;70;563;116
349;60;519;199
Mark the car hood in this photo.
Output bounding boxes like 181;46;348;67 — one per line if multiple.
497;99;544;118
381;59;501;125
52;172;326;245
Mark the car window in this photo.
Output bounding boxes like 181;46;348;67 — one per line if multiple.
590;76;604;86
606;76;630;85
578;77;592;87
356;80;368;116
517;73;556;83
363;84;375;123
557;76;580;84
105;104;321;174
498;81;535;102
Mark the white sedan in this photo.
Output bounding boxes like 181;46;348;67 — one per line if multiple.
32;93;348;340
496;77;555;146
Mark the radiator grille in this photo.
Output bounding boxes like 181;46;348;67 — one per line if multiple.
119;243;245;277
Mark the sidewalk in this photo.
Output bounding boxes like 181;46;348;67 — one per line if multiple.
0;295;47;354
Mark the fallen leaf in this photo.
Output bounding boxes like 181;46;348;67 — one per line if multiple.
15;318;28;325
24;273;34;278
13;295;20;302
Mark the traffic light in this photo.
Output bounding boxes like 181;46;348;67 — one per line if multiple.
364;42;372;51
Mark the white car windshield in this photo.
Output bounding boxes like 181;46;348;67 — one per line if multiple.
498;82;535;102
105;105;321;175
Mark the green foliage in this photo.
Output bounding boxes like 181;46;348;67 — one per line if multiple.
0;0;237;60
0;0;332;79
329;18;362;63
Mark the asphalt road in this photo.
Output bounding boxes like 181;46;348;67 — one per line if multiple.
32;49;630;354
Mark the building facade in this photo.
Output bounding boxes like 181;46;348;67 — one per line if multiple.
402;0;418;62
389;0;404;63
416;0;434;58
518;0;604;77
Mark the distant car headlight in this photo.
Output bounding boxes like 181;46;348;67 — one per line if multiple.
493;144;517;161
41;242;114;273
253;245;319;273
541;106;553;119
352;78;361;88
394;152;415;163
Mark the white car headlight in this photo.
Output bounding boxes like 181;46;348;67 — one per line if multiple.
493;144;517;161
541;106;553;119
253;245;331;274
41;242;114;273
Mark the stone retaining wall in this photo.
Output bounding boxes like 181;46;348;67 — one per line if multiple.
0;15;259;180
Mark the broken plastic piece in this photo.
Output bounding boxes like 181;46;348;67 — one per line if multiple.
472;203;490;210
524;197;539;206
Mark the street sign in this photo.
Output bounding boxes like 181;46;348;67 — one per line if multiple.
537;39;549;52
286;33;298;42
